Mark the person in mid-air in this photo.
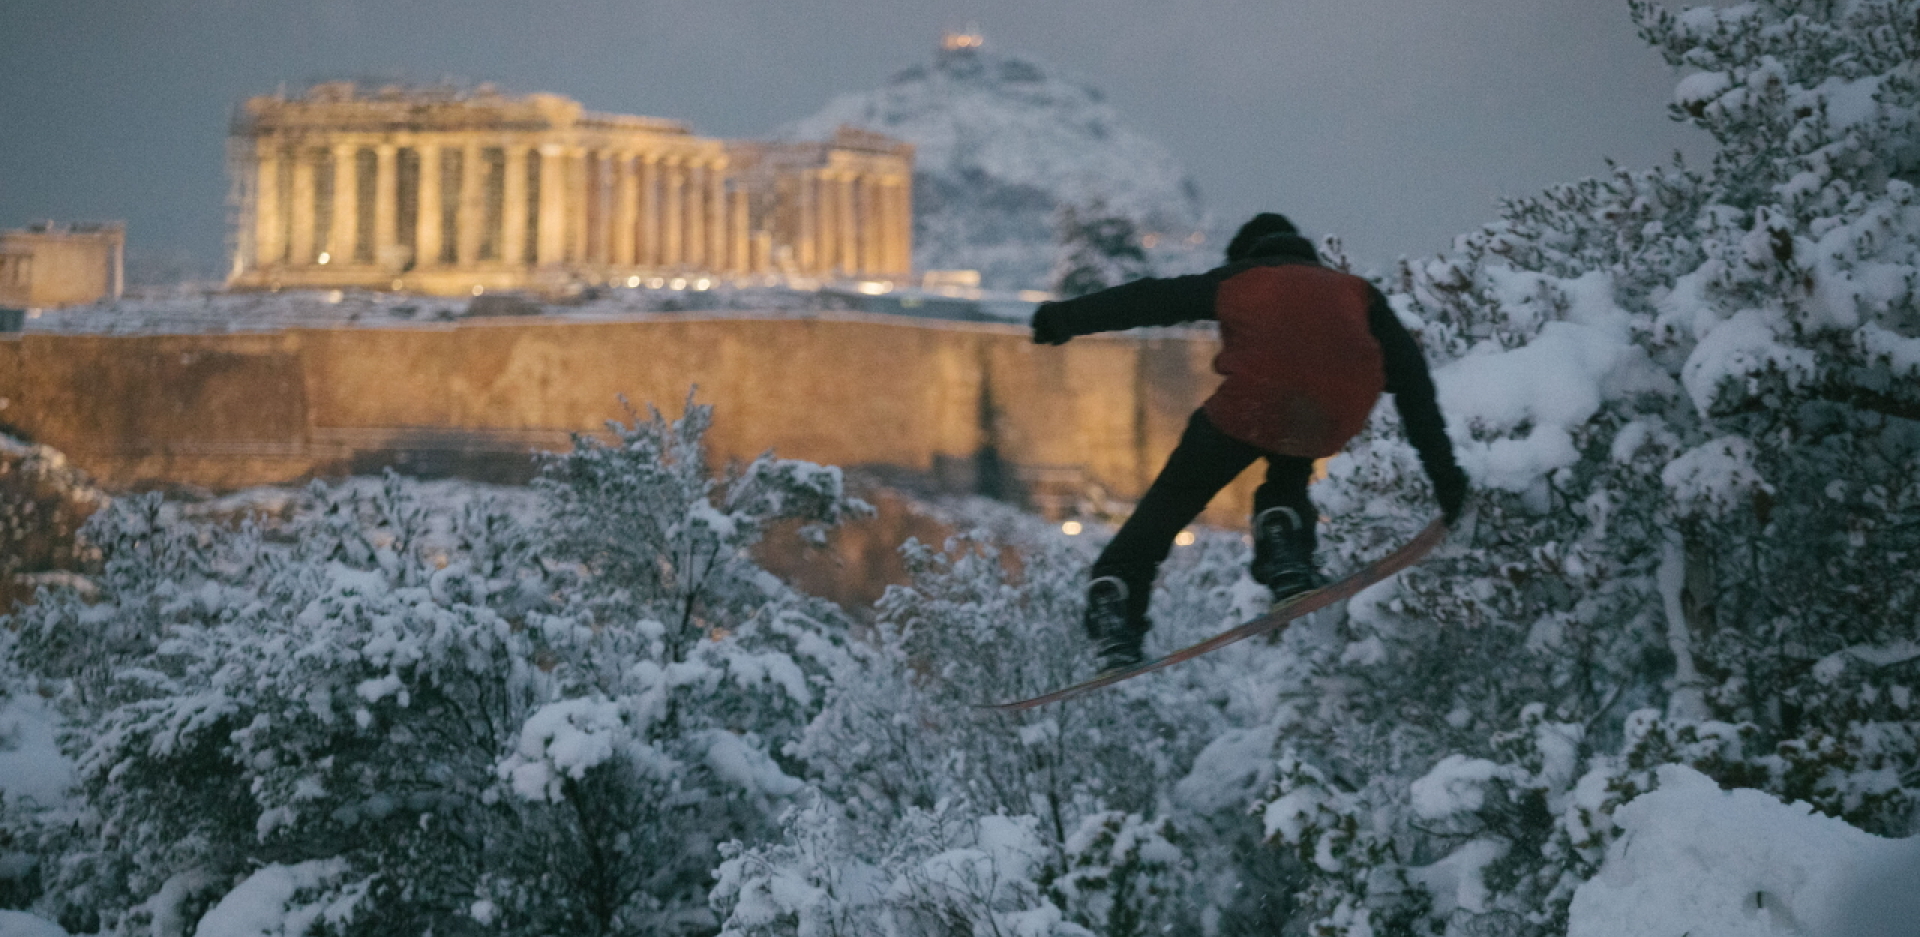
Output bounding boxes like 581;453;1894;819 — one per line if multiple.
1030;212;1467;673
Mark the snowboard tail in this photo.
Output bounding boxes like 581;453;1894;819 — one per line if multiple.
988;518;1449;711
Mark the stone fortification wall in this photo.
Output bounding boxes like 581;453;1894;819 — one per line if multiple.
0;314;1258;524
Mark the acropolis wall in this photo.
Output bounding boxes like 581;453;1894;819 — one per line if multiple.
227;84;914;296
0;316;1259;526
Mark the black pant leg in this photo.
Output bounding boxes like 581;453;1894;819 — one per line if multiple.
1093;409;1261;623
1254;456;1319;551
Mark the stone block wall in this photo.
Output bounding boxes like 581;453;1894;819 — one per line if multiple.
0;314;1260;525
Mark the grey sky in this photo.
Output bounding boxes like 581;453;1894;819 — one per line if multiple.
0;0;1710;279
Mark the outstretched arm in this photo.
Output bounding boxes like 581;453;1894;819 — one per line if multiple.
1368;291;1468;523
1031;272;1220;345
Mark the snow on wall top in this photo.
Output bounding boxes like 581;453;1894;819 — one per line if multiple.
782;38;1212;290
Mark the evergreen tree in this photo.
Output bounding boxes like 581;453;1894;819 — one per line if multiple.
0;396;870;936
1050;201;1154;298
1249;1;1920;933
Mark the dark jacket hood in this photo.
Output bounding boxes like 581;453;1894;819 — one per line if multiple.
1245;232;1319;264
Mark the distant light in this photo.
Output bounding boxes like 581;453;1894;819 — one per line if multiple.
1187;231;1206;245
26;309;42;319
326;290;344;304
316;252;331;265
1061;520;1083;536
472;285;485;296
647;277;666;289
694;277;712;291
1174;530;1197;547
1016;290;1054;303
855;280;891;295
1140;234;1160;249
627;276;641;288
390;279;404;291
669;277;688;290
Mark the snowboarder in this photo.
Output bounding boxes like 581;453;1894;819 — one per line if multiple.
1030;213;1467;673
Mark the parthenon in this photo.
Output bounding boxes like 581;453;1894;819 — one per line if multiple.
227;83;914;296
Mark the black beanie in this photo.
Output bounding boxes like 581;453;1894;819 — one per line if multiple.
1226;213;1299;262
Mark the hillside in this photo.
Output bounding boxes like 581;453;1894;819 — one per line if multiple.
785;34;1214;290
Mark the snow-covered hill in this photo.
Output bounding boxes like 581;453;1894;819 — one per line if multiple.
784;35;1214;290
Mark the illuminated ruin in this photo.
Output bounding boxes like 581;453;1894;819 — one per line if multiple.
226;83;914;296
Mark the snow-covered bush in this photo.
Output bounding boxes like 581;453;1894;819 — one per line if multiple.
1246;1;1920;933
712;795;1111;937
1;396;870;936
748;529;1204;936
505;396;870;934
715;508;1319;937
4;479;561;934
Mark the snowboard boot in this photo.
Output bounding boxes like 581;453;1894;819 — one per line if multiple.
1084;575;1147;674
1251;506;1325;602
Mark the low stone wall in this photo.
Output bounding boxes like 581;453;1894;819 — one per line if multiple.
0;312;1258;524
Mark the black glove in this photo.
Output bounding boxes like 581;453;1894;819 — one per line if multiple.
1433;463;1469;525
1031;302;1071;345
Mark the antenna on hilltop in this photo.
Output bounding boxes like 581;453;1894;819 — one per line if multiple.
941;24;983;51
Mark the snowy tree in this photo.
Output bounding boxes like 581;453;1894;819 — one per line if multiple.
1050;200;1155;298
3;480;562;935
715;510;1291;937
0;396;872;936
504;395;871;934
1244;1;1920;933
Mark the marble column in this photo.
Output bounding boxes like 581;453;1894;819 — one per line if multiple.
579;151;599;264
707;163;728;272
813;172;836;275
859;175;879;276
894;176;914;276
567;147;589;264
253;142;282;269
637;154;659;267
456;144;482;265
373;144;399;268
289;149;316;266
728;188;750;274
795;169;818;274
662;158;685;268
503;146;529;266
328;143;357;266
537;144;566;266
416;142;442;268
836;173;857;277
684;161;706;270
875;177;897;275
596;152;615;265
751;231;773;275
613;153;636;266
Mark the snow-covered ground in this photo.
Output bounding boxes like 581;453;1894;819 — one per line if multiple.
1569;767;1920;937
10;282;1038;336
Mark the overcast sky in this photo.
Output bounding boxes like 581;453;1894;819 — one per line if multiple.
0;0;1712;279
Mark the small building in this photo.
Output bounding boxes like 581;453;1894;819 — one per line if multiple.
0;221;126;309
226;83;914;297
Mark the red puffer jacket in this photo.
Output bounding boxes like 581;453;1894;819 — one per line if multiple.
1206;262;1384;457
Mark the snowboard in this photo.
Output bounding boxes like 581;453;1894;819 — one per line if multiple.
987;517;1450;712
